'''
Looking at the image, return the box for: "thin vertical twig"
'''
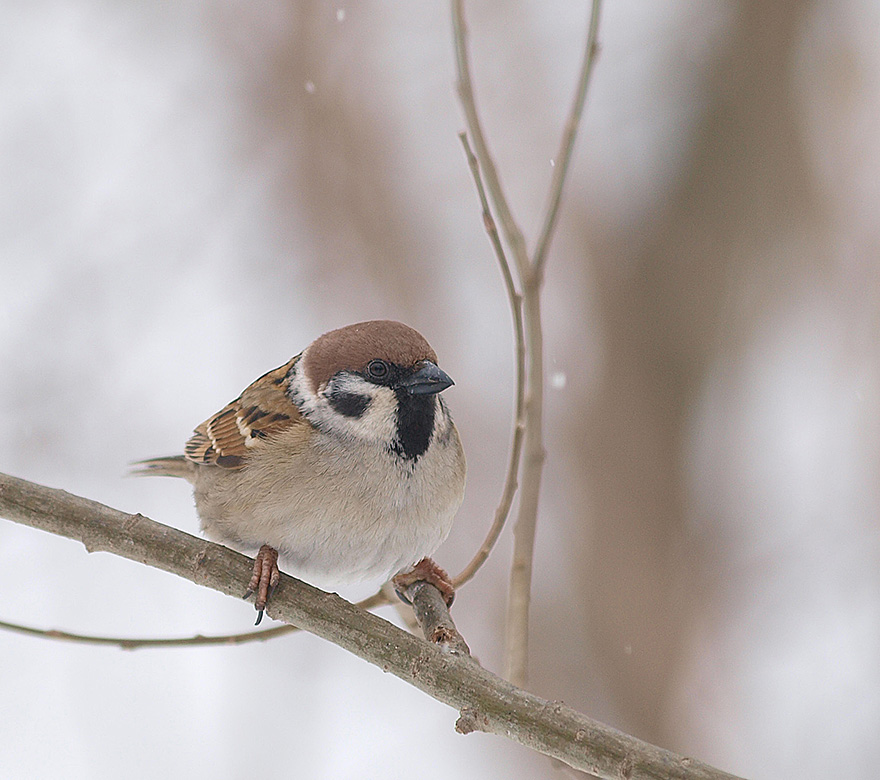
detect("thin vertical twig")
[454,133,526,588]
[533,0,603,280]
[451,0,601,686]
[451,0,530,277]
[505,0,603,688]
[504,274,544,686]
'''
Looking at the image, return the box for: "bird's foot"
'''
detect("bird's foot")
[243,544,281,625]
[393,557,455,607]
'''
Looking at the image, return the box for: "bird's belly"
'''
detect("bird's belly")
[195,445,462,588]
[274,489,450,585]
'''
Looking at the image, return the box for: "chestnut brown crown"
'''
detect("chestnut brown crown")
[302,320,439,393]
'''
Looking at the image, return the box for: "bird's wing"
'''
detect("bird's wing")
[184,355,305,469]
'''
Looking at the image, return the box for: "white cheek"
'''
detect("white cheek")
[354,388,398,442]
[293,367,400,444]
[321,375,398,443]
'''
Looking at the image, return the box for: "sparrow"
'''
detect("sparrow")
[135,320,466,623]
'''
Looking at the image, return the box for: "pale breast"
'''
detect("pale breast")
[192,419,465,587]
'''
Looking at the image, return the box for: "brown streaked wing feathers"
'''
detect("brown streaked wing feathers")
[184,356,304,469]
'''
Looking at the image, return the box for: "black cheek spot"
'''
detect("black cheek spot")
[328,392,371,418]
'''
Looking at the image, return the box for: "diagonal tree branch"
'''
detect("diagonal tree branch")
[0,470,744,780]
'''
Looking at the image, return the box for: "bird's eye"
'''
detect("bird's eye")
[367,359,389,379]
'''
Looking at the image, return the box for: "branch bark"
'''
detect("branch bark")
[0,471,744,780]
[404,580,470,656]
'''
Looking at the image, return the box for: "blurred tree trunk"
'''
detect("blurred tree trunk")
[236,1,441,320]
[555,0,827,745]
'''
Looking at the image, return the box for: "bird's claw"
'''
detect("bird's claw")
[392,557,455,607]
[244,545,281,624]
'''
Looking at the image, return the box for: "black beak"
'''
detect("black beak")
[398,361,454,395]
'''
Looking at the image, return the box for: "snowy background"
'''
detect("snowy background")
[3,1,880,778]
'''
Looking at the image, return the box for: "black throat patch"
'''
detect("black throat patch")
[392,390,436,461]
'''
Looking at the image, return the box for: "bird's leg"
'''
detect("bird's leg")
[393,557,455,607]
[243,544,281,625]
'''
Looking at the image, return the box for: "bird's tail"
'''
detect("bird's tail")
[130,456,196,481]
